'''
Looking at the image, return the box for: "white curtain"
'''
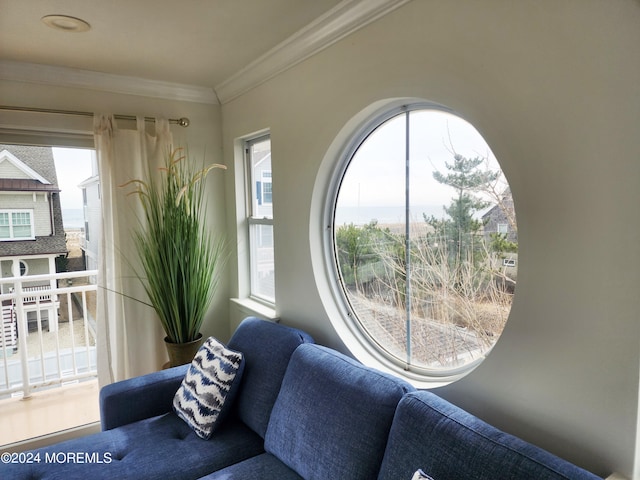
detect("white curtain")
[93,115,173,386]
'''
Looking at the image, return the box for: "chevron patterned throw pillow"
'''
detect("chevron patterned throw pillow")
[412,470,434,480]
[173,336,245,439]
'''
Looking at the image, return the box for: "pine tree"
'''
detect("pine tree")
[431,154,499,257]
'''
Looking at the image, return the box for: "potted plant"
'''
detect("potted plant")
[123,147,226,367]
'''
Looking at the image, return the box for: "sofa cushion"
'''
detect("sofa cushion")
[265,344,414,480]
[227,317,314,438]
[201,453,304,480]
[2,413,265,480]
[173,336,245,439]
[377,391,601,480]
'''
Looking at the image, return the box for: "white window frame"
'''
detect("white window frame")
[244,134,275,305]
[320,101,515,386]
[0,209,35,241]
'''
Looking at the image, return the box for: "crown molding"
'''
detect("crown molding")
[215,0,411,104]
[0,60,219,105]
[0,0,409,106]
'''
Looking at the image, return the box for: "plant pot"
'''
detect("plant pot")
[164,333,203,367]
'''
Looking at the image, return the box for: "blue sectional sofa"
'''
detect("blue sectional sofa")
[2,317,601,479]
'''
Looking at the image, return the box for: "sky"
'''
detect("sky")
[52,147,95,210]
[335,109,509,225]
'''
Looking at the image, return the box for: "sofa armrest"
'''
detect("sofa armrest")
[99,365,188,431]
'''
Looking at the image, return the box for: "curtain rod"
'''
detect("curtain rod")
[0,105,190,127]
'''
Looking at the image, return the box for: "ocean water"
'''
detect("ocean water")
[63,205,461,229]
[62,209,85,229]
[334,205,446,226]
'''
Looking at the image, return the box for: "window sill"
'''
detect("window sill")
[230,297,278,321]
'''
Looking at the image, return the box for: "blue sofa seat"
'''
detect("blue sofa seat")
[13,413,263,479]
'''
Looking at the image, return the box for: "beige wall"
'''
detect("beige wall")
[223,1,640,477]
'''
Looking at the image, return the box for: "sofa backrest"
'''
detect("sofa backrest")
[264,343,415,480]
[227,317,314,438]
[377,390,602,480]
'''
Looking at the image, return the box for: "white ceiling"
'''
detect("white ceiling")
[0,0,408,103]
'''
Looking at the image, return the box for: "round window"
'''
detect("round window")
[14,261,28,276]
[328,104,517,378]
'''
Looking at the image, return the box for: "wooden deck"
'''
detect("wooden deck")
[0,379,99,446]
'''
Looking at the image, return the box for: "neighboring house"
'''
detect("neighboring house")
[0,144,67,333]
[253,151,272,216]
[482,189,517,244]
[78,153,100,279]
[482,189,518,275]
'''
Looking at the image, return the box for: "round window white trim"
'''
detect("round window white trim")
[311,98,512,387]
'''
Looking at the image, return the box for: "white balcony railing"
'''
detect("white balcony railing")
[21,285,54,304]
[0,270,98,399]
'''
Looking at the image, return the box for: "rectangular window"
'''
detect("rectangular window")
[0,210,34,240]
[261,173,273,205]
[497,223,509,234]
[503,258,516,267]
[246,135,275,303]
[0,141,99,441]
[0,212,9,238]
